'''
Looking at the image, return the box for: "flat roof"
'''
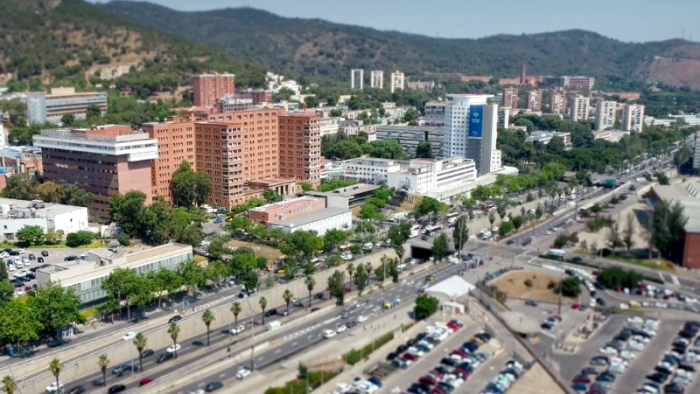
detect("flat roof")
[0,197,86,216]
[651,183,700,233]
[309,184,381,197]
[251,196,325,214]
[271,208,349,227]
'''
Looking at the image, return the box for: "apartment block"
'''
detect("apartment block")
[278,113,323,186]
[370,71,384,89]
[27,87,107,125]
[142,116,197,203]
[442,94,491,159]
[502,88,518,109]
[595,100,617,130]
[569,95,590,122]
[567,76,596,90]
[497,107,510,128]
[466,103,500,175]
[375,125,444,158]
[387,157,477,195]
[351,69,364,89]
[424,101,448,127]
[342,158,403,184]
[248,196,326,224]
[549,91,567,114]
[195,110,280,207]
[192,73,235,107]
[33,125,158,220]
[391,71,405,93]
[525,90,542,112]
[622,104,645,132]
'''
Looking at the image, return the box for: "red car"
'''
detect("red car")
[345,288,351,293]
[403,353,419,361]
[428,371,444,380]
[572,376,591,384]
[448,320,463,329]
[430,387,446,394]
[551,315,563,321]
[139,379,153,387]
[419,376,437,386]
[451,349,469,358]
[454,368,470,378]
[571,304,580,310]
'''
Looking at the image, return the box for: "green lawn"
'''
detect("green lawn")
[606,255,676,271]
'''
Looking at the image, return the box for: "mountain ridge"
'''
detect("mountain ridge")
[102,0,700,89]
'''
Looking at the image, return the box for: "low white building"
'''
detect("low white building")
[0,198,89,242]
[342,158,404,184]
[387,157,477,195]
[268,208,352,236]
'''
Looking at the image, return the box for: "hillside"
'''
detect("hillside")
[0,0,266,96]
[102,1,700,89]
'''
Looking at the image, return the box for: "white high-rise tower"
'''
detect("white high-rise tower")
[390,71,405,93]
[370,71,384,89]
[351,69,363,89]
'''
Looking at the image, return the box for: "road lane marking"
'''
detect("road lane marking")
[198,383,205,387]
[275,349,281,353]
[292,341,297,346]
[219,373,226,378]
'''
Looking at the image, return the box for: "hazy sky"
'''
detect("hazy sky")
[94,0,700,43]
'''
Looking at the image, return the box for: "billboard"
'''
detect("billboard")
[468,105,483,138]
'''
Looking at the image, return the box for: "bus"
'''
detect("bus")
[410,224,421,238]
[446,212,460,220]
[422,224,444,236]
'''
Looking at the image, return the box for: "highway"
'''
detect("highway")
[50,261,465,394]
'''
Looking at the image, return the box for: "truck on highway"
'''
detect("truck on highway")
[266,320,282,331]
[548,249,566,259]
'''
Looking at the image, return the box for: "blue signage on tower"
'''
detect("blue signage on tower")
[468,106,483,138]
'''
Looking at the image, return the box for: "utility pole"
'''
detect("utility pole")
[557,267,563,316]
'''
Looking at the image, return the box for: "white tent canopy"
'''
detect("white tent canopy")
[426,276,475,299]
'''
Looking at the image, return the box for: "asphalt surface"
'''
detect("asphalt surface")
[50,260,466,394]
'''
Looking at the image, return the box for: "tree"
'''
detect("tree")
[622,213,636,252]
[0,281,14,307]
[416,141,433,158]
[452,216,469,253]
[16,225,44,246]
[263,189,283,203]
[102,268,142,320]
[49,358,62,394]
[282,289,293,315]
[65,231,96,247]
[304,95,320,108]
[431,234,449,263]
[553,234,569,249]
[206,260,229,288]
[0,262,7,282]
[2,376,16,394]
[178,260,207,301]
[259,296,268,325]
[328,271,345,306]
[168,323,180,358]
[0,298,43,348]
[243,271,259,293]
[346,263,355,292]
[354,264,368,295]
[414,294,439,320]
[29,282,85,340]
[606,224,624,255]
[202,310,215,346]
[149,269,182,309]
[488,213,495,228]
[171,162,212,208]
[414,197,448,219]
[323,229,348,252]
[230,302,242,334]
[498,221,514,236]
[329,109,342,117]
[597,267,644,289]
[61,113,75,125]
[2,173,38,200]
[305,276,316,309]
[133,333,147,372]
[560,277,582,297]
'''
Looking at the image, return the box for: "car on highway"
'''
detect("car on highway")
[323,329,337,339]
[236,367,251,380]
[67,386,85,394]
[139,379,153,387]
[336,325,347,333]
[357,315,367,323]
[108,385,126,394]
[122,332,136,341]
[231,325,245,335]
[156,353,173,363]
[205,382,223,392]
[213,218,223,224]
[64,255,78,261]
[166,344,181,353]
[425,275,435,282]
[112,364,138,375]
[168,315,182,324]
[264,309,278,317]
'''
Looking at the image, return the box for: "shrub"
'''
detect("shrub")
[547,280,557,289]
[524,279,533,288]
[65,231,97,247]
[344,331,394,365]
[117,233,131,246]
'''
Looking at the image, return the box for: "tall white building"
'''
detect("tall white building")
[497,107,510,128]
[370,71,384,89]
[466,104,501,175]
[342,158,402,184]
[390,71,405,93]
[351,69,364,89]
[595,100,617,130]
[569,95,590,122]
[549,91,566,114]
[441,94,491,158]
[622,104,645,132]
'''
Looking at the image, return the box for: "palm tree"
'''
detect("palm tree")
[488,213,495,228]
[2,375,16,394]
[259,296,268,325]
[520,207,525,217]
[282,289,293,314]
[98,354,110,386]
[133,333,147,372]
[305,276,315,309]
[49,358,62,393]
[346,263,354,292]
[202,310,215,346]
[230,302,242,335]
[168,323,180,359]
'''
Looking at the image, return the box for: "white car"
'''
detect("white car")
[341,253,353,261]
[336,383,352,394]
[619,350,636,360]
[356,315,367,323]
[166,344,181,353]
[122,332,136,341]
[544,231,552,235]
[323,329,337,339]
[356,382,378,394]
[17,249,25,254]
[0,252,8,258]
[619,303,629,310]
[599,347,618,355]
[80,252,88,258]
[627,316,644,325]
[231,325,245,335]
[189,390,204,394]
[352,378,368,389]
[336,325,347,333]
[46,382,64,393]
[236,367,251,380]
[407,347,424,356]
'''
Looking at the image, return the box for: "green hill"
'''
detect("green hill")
[0,0,266,97]
[102,1,700,89]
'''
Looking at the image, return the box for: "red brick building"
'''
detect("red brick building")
[248,196,325,223]
[278,113,323,186]
[192,73,235,108]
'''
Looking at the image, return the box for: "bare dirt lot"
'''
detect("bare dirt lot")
[225,240,284,261]
[492,271,577,304]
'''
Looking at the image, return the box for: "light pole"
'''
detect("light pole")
[245,299,256,371]
[557,266,563,316]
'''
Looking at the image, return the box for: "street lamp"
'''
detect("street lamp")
[245,299,256,371]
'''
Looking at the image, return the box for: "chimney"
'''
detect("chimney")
[520,64,527,85]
